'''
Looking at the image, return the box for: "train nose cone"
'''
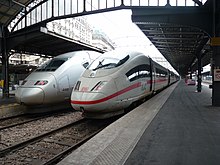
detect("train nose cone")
[15,88,44,105]
[71,92,111,112]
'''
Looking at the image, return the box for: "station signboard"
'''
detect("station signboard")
[0,80,4,88]
[211,37,220,46]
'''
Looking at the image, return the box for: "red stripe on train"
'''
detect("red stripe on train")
[71,82,142,105]
[71,79,167,105]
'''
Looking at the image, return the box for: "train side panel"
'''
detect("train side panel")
[71,75,119,112]
[55,53,90,100]
[15,50,102,106]
[70,49,179,119]
[152,61,169,92]
[115,55,152,104]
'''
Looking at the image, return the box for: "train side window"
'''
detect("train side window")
[46,60,65,71]
[36,58,67,71]
[115,55,129,67]
[156,68,168,77]
[126,66,139,81]
[126,64,150,82]
[139,64,151,78]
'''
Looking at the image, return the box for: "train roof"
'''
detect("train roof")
[101,49,147,60]
[151,58,169,71]
[54,50,100,59]
[35,51,86,72]
[54,51,84,59]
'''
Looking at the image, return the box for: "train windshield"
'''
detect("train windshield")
[89,55,129,71]
[36,58,68,71]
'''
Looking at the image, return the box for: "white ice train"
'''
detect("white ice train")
[15,50,102,107]
[70,49,179,118]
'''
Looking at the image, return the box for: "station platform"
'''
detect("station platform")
[0,90,72,117]
[0,96,16,105]
[0,92,25,117]
[58,80,220,165]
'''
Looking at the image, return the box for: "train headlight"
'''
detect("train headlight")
[74,81,81,91]
[91,81,107,91]
[34,80,48,85]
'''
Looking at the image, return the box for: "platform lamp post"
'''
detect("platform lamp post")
[197,52,202,92]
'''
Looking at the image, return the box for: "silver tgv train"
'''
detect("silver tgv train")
[70,49,179,119]
[15,50,102,106]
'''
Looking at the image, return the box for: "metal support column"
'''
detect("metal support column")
[212,46,220,106]
[189,67,192,79]
[211,0,220,106]
[1,27,9,98]
[197,52,202,92]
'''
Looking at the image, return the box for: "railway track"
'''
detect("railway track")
[0,117,116,165]
[0,110,72,131]
[0,111,82,150]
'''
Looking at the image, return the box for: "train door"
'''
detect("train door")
[149,58,153,92]
[114,75,131,108]
[58,75,70,100]
[68,52,89,91]
[139,62,152,95]
[168,70,171,85]
[151,61,156,92]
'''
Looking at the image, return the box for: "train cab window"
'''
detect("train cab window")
[89,55,129,71]
[36,58,68,71]
[115,55,129,67]
[126,64,150,82]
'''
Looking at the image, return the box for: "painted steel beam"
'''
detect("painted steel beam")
[131,6,213,36]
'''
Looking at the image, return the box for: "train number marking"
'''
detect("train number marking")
[62,88,69,91]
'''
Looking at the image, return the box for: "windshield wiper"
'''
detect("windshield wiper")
[93,63,116,71]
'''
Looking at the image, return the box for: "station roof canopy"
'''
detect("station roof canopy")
[0,0,214,77]
[7,24,104,56]
[0,0,32,27]
[131,1,213,76]
[133,21,211,76]
[0,0,103,57]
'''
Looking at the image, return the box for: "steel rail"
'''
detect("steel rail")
[0,118,87,157]
[42,127,104,165]
[0,110,72,131]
